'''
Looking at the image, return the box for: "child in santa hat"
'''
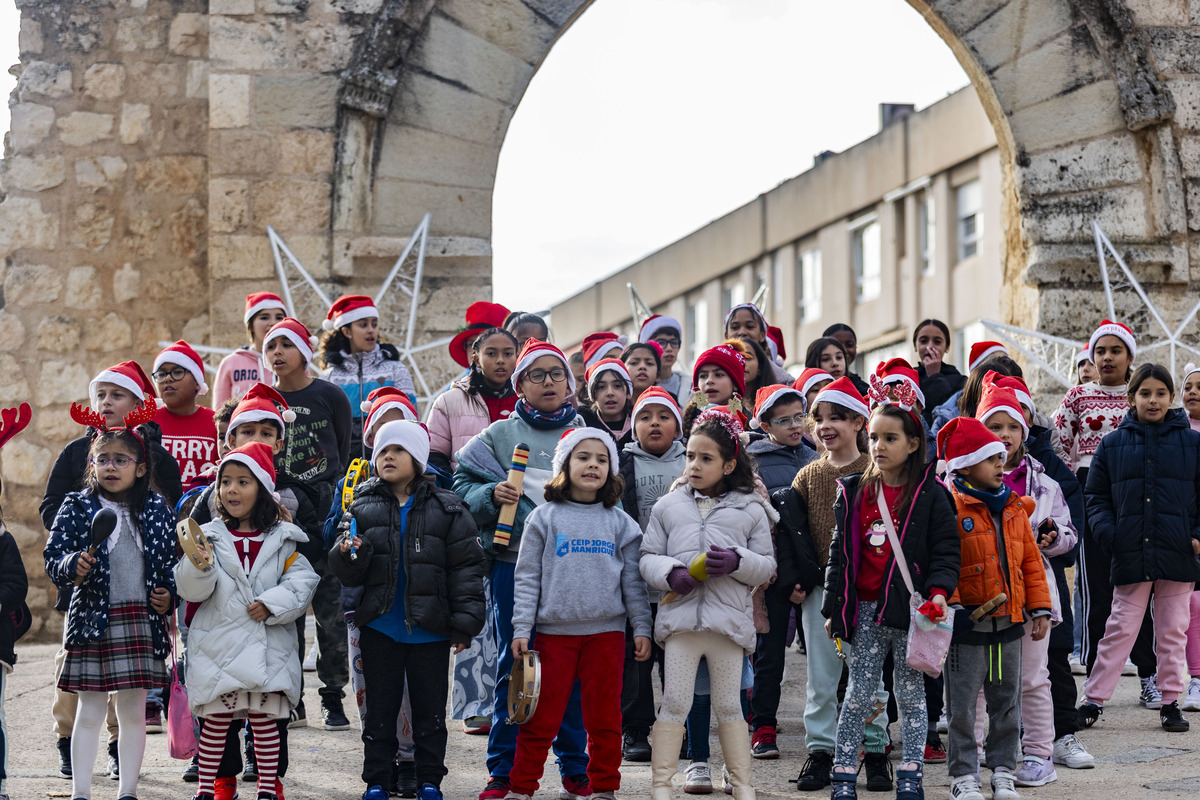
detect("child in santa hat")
[153,340,218,493]
[331,420,485,800]
[639,315,689,406]
[176,442,319,800]
[579,358,634,447]
[214,292,287,408]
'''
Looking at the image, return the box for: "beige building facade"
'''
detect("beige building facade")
[548,87,1004,375]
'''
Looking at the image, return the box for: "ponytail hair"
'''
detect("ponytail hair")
[859,404,926,516]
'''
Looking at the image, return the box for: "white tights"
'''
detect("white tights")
[72,689,146,799]
[658,630,744,725]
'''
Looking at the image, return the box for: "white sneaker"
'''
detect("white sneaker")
[990,767,1021,800]
[684,761,713,794]
[1139,674,1163,709]
[936,712,948,734]
[1183,676,1200,711]
[1012,755,1057,787]
[1122,658,1137,676]
[1052,734,1095,769]
[721,764,732,795]
[949,774,985,800]
[1068,652,1085,675]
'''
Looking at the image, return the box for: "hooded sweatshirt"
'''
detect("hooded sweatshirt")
[623,440,686,530]
[213,347,267,408]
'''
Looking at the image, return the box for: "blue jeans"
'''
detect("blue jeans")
[487,560,588,779]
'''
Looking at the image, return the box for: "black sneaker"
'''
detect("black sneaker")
[1161,701,1190,732]
[57,736,72,778]
[1077,701,1102,729]
[395,759,418,798]
[793,749,833,791]
[242,735,259,783]
[182,753,200,782]
[287,700,307,729]
[623,727,651,762]
[321,696,351,730]
[862,752,893,792]
[108,740,120,780]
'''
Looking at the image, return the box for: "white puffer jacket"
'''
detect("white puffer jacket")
[640,485,777,652]
[175,520,319,712]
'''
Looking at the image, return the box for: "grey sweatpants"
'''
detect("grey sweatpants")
[944,638,1022,778]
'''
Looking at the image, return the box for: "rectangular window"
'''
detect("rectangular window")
[852,219,881,302]
[771,253,784,312]
[920,190,935,276]
[957,180,982,262]
[686,298,708,367]
[797,248,822,323]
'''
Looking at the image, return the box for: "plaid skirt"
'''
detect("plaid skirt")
[58,601,168,693]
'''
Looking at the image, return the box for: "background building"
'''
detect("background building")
[548,87,1003,374]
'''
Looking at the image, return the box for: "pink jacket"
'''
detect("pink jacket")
[427,378,493,470]
[213,348,266,408]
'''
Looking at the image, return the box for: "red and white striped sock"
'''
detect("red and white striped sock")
[198,714,233,796]
[249,713,280,796]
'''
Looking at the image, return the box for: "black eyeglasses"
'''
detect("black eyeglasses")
[524,368,568,384]
[652,337,681,349]
[152,367,189,383]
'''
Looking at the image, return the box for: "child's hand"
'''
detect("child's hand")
[929,594,950,622]
[789,585,807,604]
[511,637,530,659]
[278,503,293,524]
[1037,519,1058,548]
[1193,538,1200,556]
[824,618,833,639]
[633,636,652,662]
[704,546,741,577]
[666,567,700,597]
[452,642,467,655]
[493,481,522,506]
[75,550,96,579]
[247,601,270,622]
[1031,616,1049,641]
[149,587,171,615]
[339,535,361,554]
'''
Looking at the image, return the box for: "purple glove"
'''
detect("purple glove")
[705,546,741,577]
[667,567,701,596]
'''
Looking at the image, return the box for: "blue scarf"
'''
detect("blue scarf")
[514,398,578,430]
[953,477,1011,515]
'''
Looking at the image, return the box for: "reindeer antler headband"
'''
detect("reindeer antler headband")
[71,398,158,456]
[868,374,923,429]
[0,403,31,451]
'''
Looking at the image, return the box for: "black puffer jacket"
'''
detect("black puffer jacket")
[1085,408,1200,586]
[823,461,960,642]
[917,363,966,426]
[329,478,485,644]
[769,486,822,598]
[0,528,29,667]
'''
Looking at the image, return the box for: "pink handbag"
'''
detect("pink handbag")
[167,630,198,760]
[877,489,955,678]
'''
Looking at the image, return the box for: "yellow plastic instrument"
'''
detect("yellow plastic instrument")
[340,458,371,561]
[661,553,710,604]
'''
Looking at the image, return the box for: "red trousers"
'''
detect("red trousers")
[508,631,625,794]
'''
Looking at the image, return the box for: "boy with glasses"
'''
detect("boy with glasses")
[152,341,218,493]
[638,316,689,406]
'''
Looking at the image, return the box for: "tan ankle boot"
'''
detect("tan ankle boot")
[717,720,756,800]
[650,720,686,800]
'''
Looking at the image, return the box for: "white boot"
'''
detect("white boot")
[650,721,687,800]
[716,721,755,800]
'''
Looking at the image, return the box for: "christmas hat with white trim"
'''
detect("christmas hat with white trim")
[968,341,1007,373]
[976,379,1029,439]
[632,386,683,436]
[264,318,317,366]
[639,314,682,344]
[363,387,418,447]
[154,340,208,395]
[874,358,926,408]
[812,376,869,418]
[1088,319,1136,361]
[986,372,1034,415]
[221,441,277,497]
[512,338,576,393]
[373,419,431,473]
[227,383,295,445]
[937,416,1007,475]
[552,427,619,478]
[89,360,156,407]
[244,292,286,325]
[323,294,379,332]
[793,368,834,399]
[752,384,806,427]
[582,332,624,370]
[585,358,632,396]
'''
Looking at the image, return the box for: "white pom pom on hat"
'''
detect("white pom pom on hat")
[282,409,297,423]
[360,400,372,413]
[322,318,335,331]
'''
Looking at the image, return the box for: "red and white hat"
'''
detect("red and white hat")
[793,368,834,399]
[449,301,511,368]
[513,338,576,393]
[1088,319,1136,361]
[363,387,418,447]
[937,416,1007,474]
[751,384,805,427]
[552,427,619,478]
[227,383,295,445]
[244,292,287,325]
[582,332,624,370]
[986,372,1034,414]
[264,318,316,366]
[639,315,682,344]
[586,358,632,396]
[766,326,787,362]
[976,379,1029,438]
[968,341,1007,373]
[812,376,869,418]
[154,340,208,395]
[221,441,278,497]
[874,358,926,408]
[373,419,431,472]
[1076,348,1092,367]
[724,302,767,331]
[90,360,156,407]
[632,386,683,436]
[323,294,379,332]
[692,344,747,397]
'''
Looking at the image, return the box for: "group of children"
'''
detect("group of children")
[10,292,1199,800]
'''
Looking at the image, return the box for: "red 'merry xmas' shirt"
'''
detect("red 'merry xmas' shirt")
[155,406,218,493]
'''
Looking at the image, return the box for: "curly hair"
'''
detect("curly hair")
[317,328,397,370]
[688,413,756,496]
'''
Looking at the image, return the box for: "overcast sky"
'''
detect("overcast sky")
[0,0,971,314]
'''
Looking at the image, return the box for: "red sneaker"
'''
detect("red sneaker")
[750,726,779,759]
[462,716,492,735]
[924,737,947,763]
[213,776,239,800]
[561,774,591,800]
[274,778,285,800]
[478,776,510,800]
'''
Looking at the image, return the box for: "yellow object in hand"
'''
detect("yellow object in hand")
[688,553,709,581]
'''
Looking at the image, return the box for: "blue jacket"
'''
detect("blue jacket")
[746,433,818,492]
[1085,408,1200,586]
[44,490,178,658]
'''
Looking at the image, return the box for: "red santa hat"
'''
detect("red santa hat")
[751,384,806,427]
[937,416,1007,474]
[512,338,576,393]
[812,376,869,418]
[766,326,787,362]
[154,340,208,395]
[220,441,277,497]
[975,380,1029,438]
[692,344,747,397]
[986,372,1034,415]
[372,419,431,472]
[552,427,619,478]
[243,292,287,325]
[585,358,632,396]
[968,341,1008,373]
[632,386,683,435]
[723,302,767,331]
[793,368,834,399]
[89,360,156,407]
[264,318,316,366]
[1088,319,1136,361]
[363,386,419,447]
[874,358,926,408]
[582,332,625,370]
[638,315,682,344]
[226,383,295,445]
[449,301,511,368]
[323,294,379,332]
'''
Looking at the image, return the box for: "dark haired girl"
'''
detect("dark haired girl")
[913,319,966,424]
[823,324,868,395]
[641,409,777,799]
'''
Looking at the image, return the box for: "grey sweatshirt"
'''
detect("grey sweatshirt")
[512,499,652,640]
[626,440,687,532]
